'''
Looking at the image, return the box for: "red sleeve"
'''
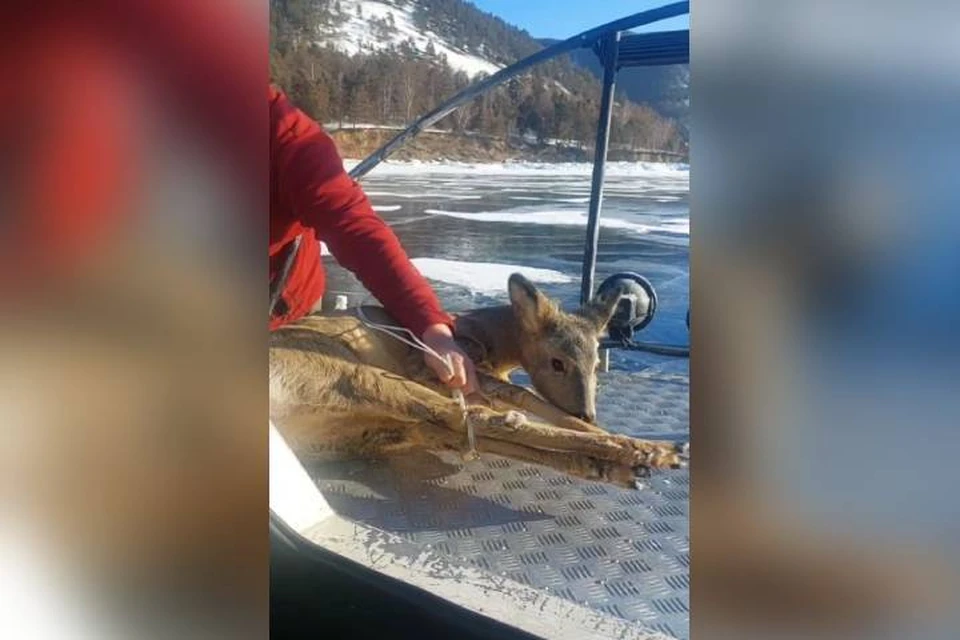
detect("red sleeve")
[270,88,452,338]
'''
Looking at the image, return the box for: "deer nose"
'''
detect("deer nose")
[579,412,596,424]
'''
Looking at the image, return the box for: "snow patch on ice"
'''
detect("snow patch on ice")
[411,258,573,294]
[365,190,482,200]
[424,207,689,236]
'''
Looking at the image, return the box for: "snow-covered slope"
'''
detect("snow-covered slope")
[323,0,501,77]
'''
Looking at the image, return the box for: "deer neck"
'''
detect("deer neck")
[452,306,524,376]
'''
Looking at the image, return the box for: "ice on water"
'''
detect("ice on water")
[327,161,689,374]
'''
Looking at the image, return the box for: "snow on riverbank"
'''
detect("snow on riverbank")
[343,159,689,178]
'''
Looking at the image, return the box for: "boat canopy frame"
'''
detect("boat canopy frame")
[349,2,690,357]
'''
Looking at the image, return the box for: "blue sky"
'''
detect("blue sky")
[470,1,689,39]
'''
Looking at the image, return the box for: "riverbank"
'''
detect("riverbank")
[330,128,687,164]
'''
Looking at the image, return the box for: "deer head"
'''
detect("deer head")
[508,273,621,424]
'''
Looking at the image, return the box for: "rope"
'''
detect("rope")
[354,306,478,459]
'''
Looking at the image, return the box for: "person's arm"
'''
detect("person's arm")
[270,88,477,392]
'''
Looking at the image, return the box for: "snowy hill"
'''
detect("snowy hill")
[320,0,501,77]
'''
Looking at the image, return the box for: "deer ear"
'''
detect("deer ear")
[581,287,622,331]
[508,273,548,332]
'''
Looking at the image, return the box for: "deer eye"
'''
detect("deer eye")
[551,358,565,373]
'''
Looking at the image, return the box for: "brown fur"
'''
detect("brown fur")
[270,274,684,488]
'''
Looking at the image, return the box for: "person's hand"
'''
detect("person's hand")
[421,323,478,396]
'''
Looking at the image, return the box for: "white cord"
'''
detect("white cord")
[355,305,447,364]
[354,305,477,459]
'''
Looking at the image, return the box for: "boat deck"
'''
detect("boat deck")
[300,370,690,639]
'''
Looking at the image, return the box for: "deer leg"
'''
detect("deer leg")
[458,408,684,471]
[477,373,606,434]
[473,375,686,469]
[271,352,682,480]
[405,424,669,488]
[472,438,648,488]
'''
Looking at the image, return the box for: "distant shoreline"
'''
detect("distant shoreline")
[331,128,687,166]
[342,158,690,175]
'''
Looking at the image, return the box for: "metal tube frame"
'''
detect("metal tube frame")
[579,31,620,307]
[600,339,690,358]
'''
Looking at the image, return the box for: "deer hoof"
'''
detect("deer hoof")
[633,464,652,479]
[632,440,685,471]
[503,410,527,428]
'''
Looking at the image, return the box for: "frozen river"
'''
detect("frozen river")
[325,160,690,374]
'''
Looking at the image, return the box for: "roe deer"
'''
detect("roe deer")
[269,273,686,487]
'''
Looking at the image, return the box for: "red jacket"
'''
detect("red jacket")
[269,86,451,335]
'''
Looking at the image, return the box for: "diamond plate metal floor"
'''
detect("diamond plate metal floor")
[305,370,690,639]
